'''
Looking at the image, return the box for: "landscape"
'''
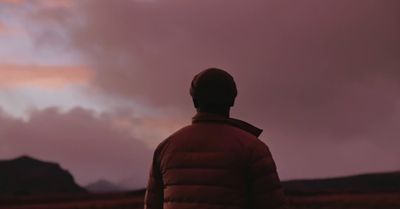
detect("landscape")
[1,1,400,209]
[0,156,399,209]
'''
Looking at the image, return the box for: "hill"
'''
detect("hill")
[85,179,125,193]
[283,171,400,195]
[0,156,87,195]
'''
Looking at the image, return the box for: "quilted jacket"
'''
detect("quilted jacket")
[144,112,286,209]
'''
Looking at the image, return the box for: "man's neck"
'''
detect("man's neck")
[197,107,230,118]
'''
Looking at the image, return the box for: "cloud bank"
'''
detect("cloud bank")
[0,107,152,188]
[2,0,400,181]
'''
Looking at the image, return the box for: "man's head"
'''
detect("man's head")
[190,68,237,115]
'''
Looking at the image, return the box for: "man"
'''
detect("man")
[144,68,286,209]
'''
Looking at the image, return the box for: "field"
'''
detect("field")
[1,191,399,209]
[288,193,400,209]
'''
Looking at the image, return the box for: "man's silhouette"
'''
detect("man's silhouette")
[144,68,286,209]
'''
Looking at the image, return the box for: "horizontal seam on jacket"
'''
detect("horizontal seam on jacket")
[164,183,239,190]
[253,154,272,164]
[252,170,278,180]
[165,166,233,170]
[170,150,228,153]
[254,185,284,195]
[146,188,164,195]
[164,199,243,207]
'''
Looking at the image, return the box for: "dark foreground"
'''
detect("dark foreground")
[1,191,399,209]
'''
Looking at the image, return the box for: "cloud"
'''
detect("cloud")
[0,20,22,35]
[0,107,153,188]
[21,0,400,179]
[0,20,6,32]
[0,0,72,7]
[0,64,93,89]
[0,0,24,5]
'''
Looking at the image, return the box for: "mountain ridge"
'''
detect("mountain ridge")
[283,170,400,195]
[1,156,399,195]
[0,156,87,195]
[85,179,126,193]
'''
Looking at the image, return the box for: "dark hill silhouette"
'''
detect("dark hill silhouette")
[283,171,400,195]
[0,156,86,196]
[85,179,125,193]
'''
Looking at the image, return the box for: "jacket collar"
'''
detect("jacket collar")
[192,112,263,137]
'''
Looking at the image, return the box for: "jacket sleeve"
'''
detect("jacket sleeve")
[144,147,164,209]
[246,139,287,209]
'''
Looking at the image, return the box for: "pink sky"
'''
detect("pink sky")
[0,0,399,188]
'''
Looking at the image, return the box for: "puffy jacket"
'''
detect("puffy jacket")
[144,112,286,209]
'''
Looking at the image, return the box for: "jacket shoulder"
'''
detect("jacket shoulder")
[152,125,193,157]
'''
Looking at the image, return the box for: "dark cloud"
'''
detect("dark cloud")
[0,107,152,188]
[26,0,400,179]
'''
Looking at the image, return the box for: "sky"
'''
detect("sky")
[0,0,399,189]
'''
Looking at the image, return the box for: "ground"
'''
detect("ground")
[1,192,399,209]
